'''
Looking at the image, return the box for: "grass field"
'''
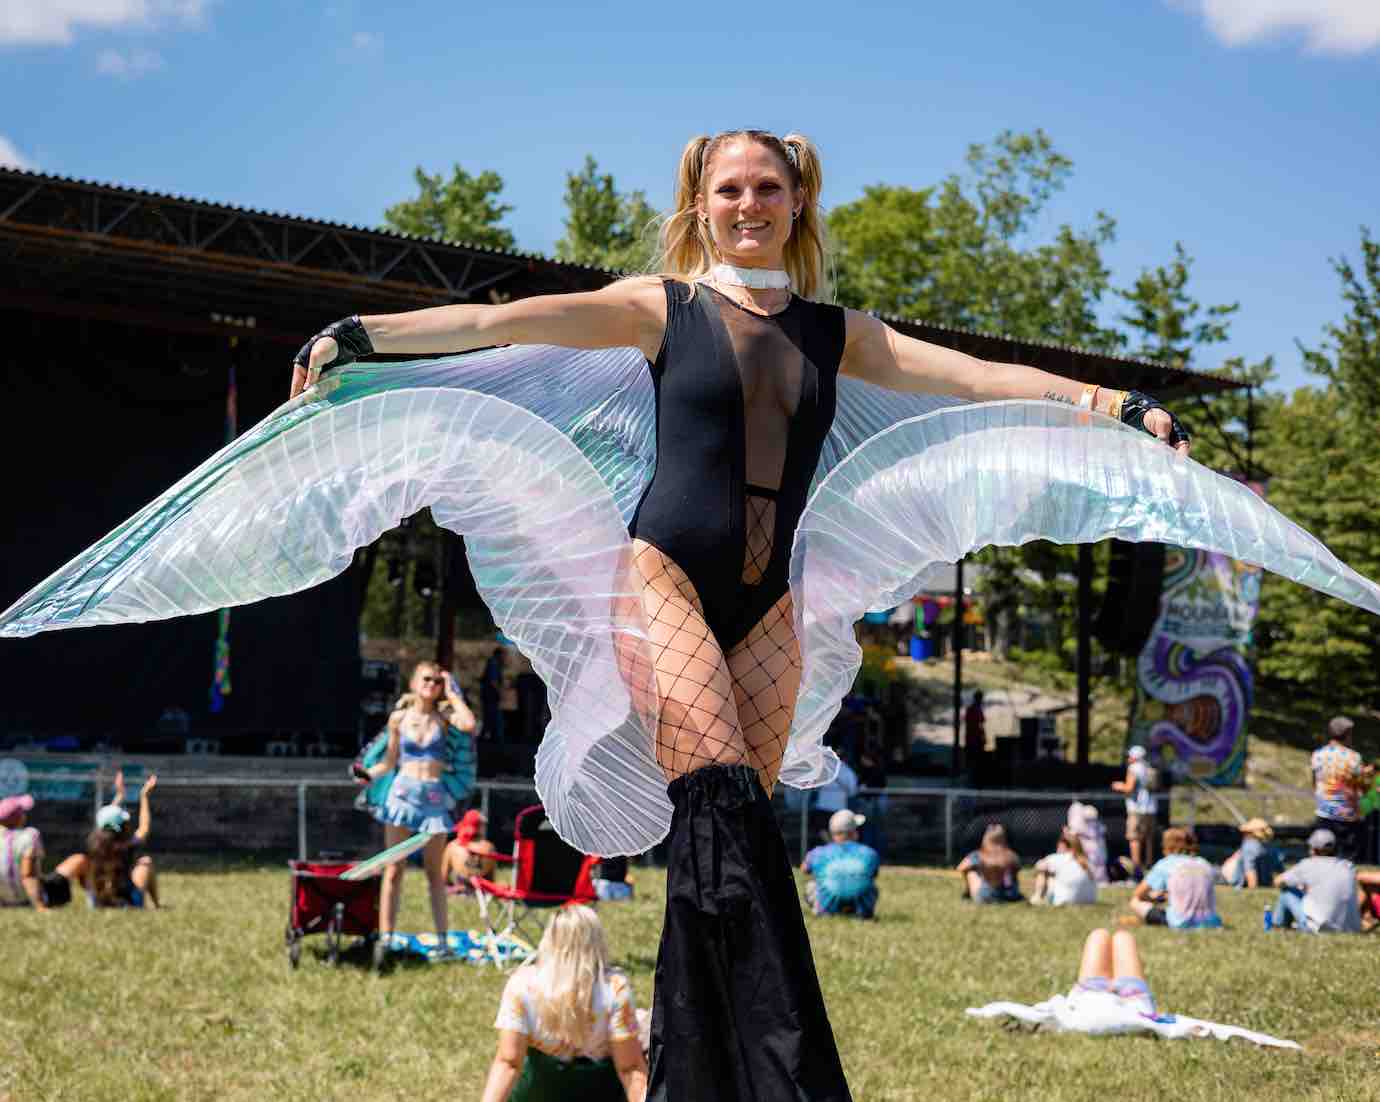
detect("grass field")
[5,862,1378,1102]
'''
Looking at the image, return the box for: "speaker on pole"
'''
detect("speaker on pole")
[1093,540,1167,656]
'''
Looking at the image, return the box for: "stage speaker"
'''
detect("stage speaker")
[1093,540,1166,656]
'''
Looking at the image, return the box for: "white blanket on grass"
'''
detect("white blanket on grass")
[966,990,1300,1049]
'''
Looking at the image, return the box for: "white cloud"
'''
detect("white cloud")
[96,45,164,77]
[0,0,206,47]
[0,136,37,170]
[352,31,379,50]
[1173,0,1380,54]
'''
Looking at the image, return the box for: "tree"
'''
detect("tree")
[1254,230,1380,705]
[828,129,1120,351]
[555,156,659,272]
[383,164,516,250]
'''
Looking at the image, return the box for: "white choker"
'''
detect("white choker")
[702,263,791,290]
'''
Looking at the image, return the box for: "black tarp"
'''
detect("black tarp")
[1,314,361,745]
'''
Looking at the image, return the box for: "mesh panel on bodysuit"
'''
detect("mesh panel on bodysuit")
[709,291,804,586]
[614,290,809,792]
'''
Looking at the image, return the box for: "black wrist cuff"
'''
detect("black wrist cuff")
[293,315,374,374]
[1120,389,1190,448]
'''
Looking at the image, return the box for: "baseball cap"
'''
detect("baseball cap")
[1127,745,1147,761]
[1327,716,1355,741]
[1308,827,1336,851]
[828,809,866,834]
[0,793,34,821]
[96,804,131,832]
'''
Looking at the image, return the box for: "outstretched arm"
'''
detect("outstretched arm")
[133,774,157,844]
[840,311,1189,454]
[291,278,667,397]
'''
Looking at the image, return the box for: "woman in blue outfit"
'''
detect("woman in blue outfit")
[356,660,476,963]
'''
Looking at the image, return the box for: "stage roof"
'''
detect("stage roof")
[0,167,1244,396]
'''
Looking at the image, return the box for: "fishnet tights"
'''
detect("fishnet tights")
[742,495,776,585]
[617,540,801,794]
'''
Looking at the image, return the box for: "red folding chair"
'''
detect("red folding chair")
[471,804,599,963]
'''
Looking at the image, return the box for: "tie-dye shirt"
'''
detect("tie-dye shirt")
[1144,854,1222,929]
[0,825,43,906]
[1311,743,1365,822]
[494,965,639,1062]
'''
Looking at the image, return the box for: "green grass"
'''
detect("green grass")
[5,863,1378,1102]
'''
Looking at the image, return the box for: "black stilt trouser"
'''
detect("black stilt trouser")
[647,764,852,1101]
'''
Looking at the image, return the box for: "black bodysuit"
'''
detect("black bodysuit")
[629,279,846,650]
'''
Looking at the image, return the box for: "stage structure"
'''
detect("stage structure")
[0,167,1248,762]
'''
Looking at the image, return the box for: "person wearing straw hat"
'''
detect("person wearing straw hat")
[1220,818,1283,890]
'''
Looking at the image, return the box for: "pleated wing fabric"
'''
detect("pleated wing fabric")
[779,400,1380,788]
[5,345,1380,855]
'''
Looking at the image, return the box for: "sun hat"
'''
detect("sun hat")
[1127,745,1148,761]
[95,803,131,832]
[1239,817,1274,841]
[1327,716,1355,741]
[1308,827,1337,851]
[828,809,865,834]
[0,793,34,822]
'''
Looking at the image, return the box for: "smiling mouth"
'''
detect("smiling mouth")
[734,221,769,231]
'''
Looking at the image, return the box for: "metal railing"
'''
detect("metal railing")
[18,771,1314,867]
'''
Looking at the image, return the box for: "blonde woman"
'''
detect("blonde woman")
[354,661,476,965]
[291,127,1194,1100]
[481,905,647,1102]
[1031,828,1098,906]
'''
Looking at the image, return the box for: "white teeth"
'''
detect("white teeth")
[735,221,768,230]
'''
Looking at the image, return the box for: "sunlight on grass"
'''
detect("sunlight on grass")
[3,863,1376,1101]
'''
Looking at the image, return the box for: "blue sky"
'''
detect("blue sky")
[2,1,1377,392]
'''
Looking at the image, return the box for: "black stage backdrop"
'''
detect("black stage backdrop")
[1,312,362,745]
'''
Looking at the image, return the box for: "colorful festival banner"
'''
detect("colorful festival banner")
[1130,481,1266,786]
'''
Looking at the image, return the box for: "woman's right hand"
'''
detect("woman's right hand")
[290,316,375,398]
[351,762,371,785]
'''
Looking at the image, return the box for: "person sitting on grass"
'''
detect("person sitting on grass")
[1220,818,1283,890]
[1030,828,1098,907]
[444,808,498,894]
[1067,801,1110,884]
[958,823,1023,904]
[56,771,160,909]
[965,926,1299,1048]
[481,904,647,1102]
[801,808,880,919]
[1357,868,1380,933]
[1126,827,1221,929]
[1268,827,1360,933]
[0,794,60,911]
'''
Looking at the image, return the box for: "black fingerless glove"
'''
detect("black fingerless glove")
[293,315,374,375]
[1119,389,1191,448]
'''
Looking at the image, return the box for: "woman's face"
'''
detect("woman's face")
[412,665,446,704]
[698,139,800,269]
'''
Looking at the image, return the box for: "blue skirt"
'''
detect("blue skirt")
[374,774,455,834]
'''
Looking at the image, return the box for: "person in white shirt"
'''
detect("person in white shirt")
[1269,828,1362,934]
[1111,745,1157,877]
[1031,828,1098,906]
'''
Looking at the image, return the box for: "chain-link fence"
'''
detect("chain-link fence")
[20,771,1319,868]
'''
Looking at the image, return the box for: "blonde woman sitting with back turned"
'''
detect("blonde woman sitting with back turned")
[1030,828,1098,906]
[481,905,647,1102]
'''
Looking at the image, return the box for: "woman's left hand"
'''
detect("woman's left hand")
[1119,390,1191,456]
[140,774,158,797]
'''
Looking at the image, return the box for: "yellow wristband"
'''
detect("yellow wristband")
[1077,383,1098,411]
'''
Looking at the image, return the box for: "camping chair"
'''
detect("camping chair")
[470,804,599,965]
